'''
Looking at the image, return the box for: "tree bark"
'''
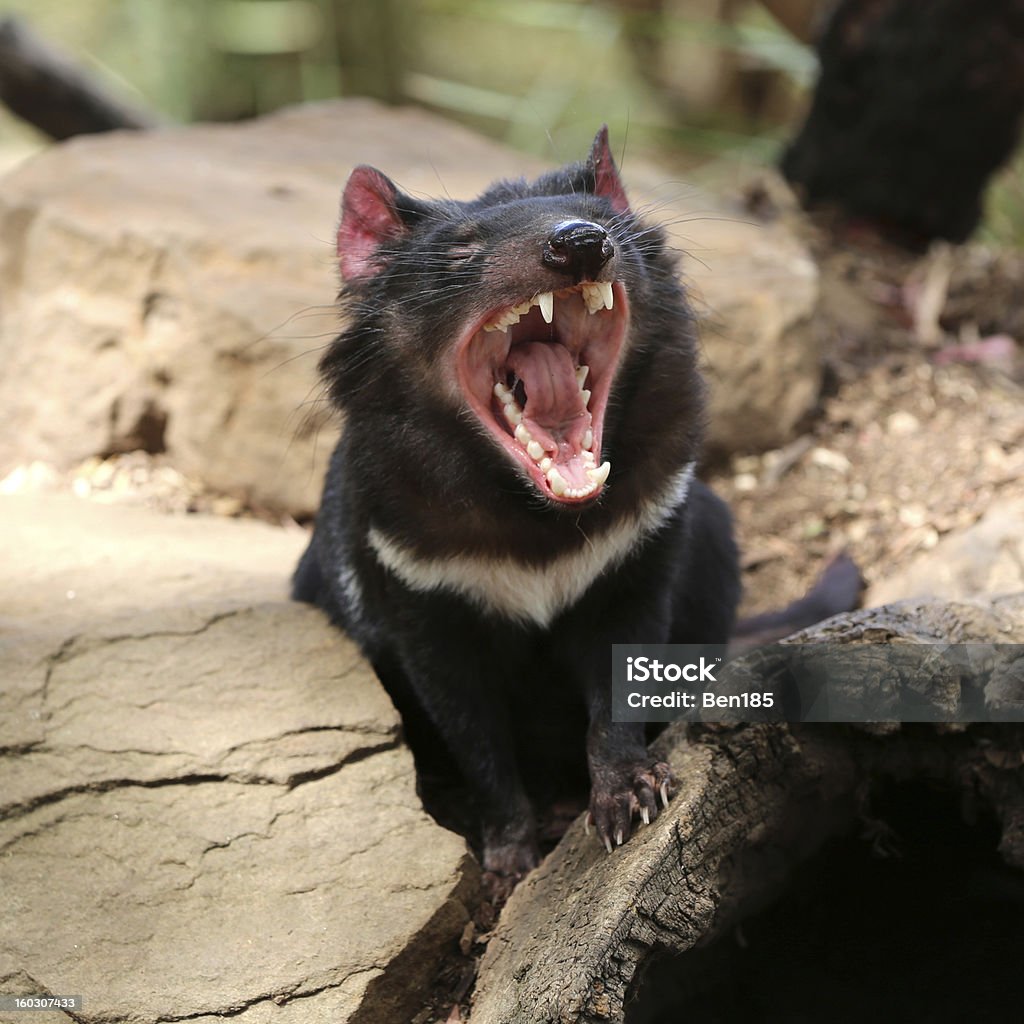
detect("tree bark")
[468,596,1024,1023]
[0,16,159,140]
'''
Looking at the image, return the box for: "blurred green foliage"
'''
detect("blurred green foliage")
[0,0,1020,245]
[0,0,809,152]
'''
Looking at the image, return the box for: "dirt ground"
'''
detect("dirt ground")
[8,225,1023,621]
[709,226,1024,616]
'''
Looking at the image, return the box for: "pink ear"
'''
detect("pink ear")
[589,126,631,216]
[337,165,408,281]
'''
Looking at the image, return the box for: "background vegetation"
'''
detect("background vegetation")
[0,0,1021,243]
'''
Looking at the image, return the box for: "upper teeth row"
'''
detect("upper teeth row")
[581,281,614,315]
[492,372,611,499]
[483,282,614,332]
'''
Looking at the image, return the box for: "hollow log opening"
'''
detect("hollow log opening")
[627,778,1024,1023]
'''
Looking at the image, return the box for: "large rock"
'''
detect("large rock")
[868,497,1024,607]
[0,101,821,517]
[625,164,823,456]
[683,213,821,455]
[0,495,479,1024]
[0,101,546,516]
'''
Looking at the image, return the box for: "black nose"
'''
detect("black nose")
[542,220,614,280]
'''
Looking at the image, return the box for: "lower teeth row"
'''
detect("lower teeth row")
[492,379,611,497]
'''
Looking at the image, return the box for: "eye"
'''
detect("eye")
[448,244,481,263]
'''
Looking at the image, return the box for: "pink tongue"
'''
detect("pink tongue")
[505,342,593,488]
[506,343,585,429]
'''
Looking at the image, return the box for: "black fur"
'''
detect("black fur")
[294,131,741,883]
[782,0,1024,246]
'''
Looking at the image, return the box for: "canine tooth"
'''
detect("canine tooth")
[583,428,593,450]
[539,457,552,473]
[514,423,531,446]
[527,440,544,461]
[599,282,614,310]
[576,365,590,386]
[587,461,611,486]
[581,389,591,407]
[547,467,567,497]
[537,291,554,324]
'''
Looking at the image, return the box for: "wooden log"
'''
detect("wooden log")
[467,596,1024,1023]
[0,15,159,140]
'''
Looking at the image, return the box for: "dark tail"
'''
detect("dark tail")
[292,536,325,603]
[730,552,864,654]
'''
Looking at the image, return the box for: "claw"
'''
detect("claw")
[660,782,669,809]
[615,829,624,846]
[603,834,613,854]
[640,807,650,826]
[584,812,592,836]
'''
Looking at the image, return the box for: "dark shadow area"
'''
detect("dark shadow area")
[627,780,1024,1023]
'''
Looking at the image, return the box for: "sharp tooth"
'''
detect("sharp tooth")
[514,423,531,446]
[536,291,554,324]
[539,457,552,473]
[583,428,593,450]
[582,283,603,315]
[581,389,591,407]
[513,301,532,315]
[547,467,567,497]
[527,440,544,461]
[599,282,613,310]
[576,365,590,386]
[587,462,611,486]
[583,450,596,468]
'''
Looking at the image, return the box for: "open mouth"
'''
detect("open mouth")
[457,280,628,505]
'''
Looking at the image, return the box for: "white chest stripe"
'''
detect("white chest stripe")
[366,462,696,628]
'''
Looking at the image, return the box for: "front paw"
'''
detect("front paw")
[587,759,674,853]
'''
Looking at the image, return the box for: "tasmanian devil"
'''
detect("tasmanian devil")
[293,127,744,885]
